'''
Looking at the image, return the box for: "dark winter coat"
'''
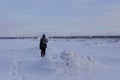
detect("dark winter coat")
[39,37,48,49]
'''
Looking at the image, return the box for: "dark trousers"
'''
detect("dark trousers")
[41,48,46,57]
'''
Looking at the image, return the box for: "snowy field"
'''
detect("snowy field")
[0,38,120,80]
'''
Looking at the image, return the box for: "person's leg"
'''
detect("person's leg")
[42,48,45,57]
[41,49,44,57]
[44,48,46,56]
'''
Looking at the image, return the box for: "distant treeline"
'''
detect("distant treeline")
[0,37,37,39]
[0,36,120,39]
[49,36,120,39]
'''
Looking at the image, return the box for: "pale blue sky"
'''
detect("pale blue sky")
[0,0,120,36]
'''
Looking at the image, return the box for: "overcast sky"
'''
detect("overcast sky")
[0,0,120,36]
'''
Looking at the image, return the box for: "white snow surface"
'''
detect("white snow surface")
[0,38,120,80]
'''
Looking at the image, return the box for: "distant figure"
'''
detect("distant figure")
[39,34,48,57]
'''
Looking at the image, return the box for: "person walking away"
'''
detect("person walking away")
[39,34,48,57]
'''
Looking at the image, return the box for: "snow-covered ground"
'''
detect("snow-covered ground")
[0,38,120,80]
